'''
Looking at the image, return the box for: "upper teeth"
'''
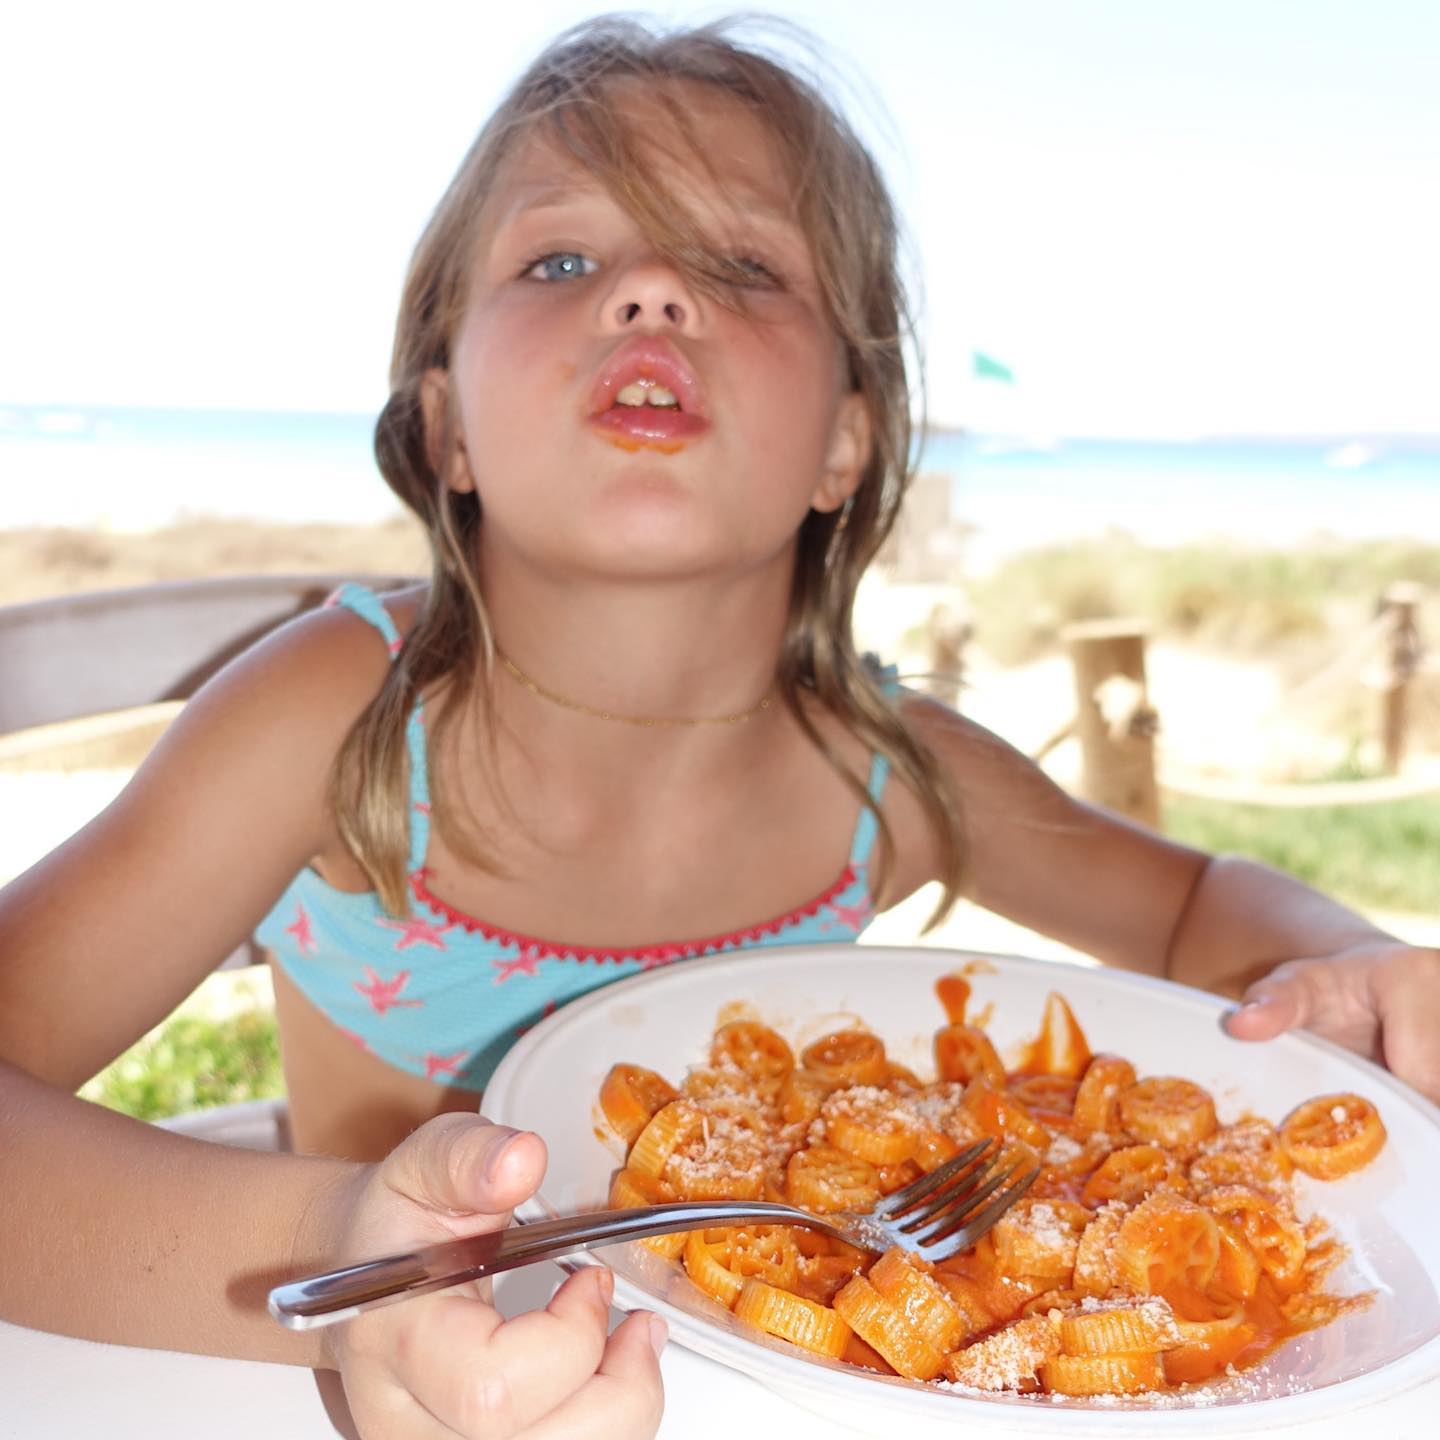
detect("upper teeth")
[615,381,679,408]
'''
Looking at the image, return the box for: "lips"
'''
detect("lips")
[586,337,710,448]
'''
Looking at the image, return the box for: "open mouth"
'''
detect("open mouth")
[587,338,710,449]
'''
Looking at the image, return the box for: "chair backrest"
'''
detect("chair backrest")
[0,572,417,734]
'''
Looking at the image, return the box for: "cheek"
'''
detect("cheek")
[736,324,845,455]
[456,305,571,444]
[747,307,840,402]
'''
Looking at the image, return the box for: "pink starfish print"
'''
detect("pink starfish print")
[492,948,543,985]
[353,966,424,1016]
[336,1026,370,1051]
[284,902,318,956]
[423,1049,468,1081]
[817,863,875,933]
[821,896,875,932]
[517,999,559,1037]
[376,915,452,952]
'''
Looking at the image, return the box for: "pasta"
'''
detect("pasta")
[596,981,1385,1401]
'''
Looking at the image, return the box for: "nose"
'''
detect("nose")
[601,255,699,333]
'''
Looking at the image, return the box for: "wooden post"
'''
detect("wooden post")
[1062,619,1160,827]
[1379,581,1423,774]
[925,602,971,709]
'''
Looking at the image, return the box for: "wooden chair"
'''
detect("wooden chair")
[0,573,418,1148]
[0,572,416,735]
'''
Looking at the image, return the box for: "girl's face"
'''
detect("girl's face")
[430,82,870,588]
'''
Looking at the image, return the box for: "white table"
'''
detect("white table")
[0,1265,857,1440]
[2,1263,1435,1440]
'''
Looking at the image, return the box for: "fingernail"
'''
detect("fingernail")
[482,1127,522,1183]
[647,1313,669,1358]
[595,1266,615,1307]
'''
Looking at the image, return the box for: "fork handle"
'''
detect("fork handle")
[267,1201,805,1330]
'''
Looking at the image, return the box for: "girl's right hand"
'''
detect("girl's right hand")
[327,1114,667,1439]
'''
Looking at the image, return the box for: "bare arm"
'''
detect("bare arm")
[903,701,1440,1099]
[3,1058,345,1361]
[0,605,376,1085]
[899,701,1207,973]
[0,604,382,1348]
[1172,856,1440,1100]
[1163,853,1393,997]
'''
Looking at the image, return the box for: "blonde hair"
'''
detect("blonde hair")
[332,15,965,923]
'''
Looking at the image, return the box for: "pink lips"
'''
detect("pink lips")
[586,337,710,450]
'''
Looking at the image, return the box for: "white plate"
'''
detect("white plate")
[485,946,1440,1438]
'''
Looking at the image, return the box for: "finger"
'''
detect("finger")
[1372,952,1440,1103]
[1223,963,1319,1042]
[527,1310,667,1440]
[382,1112,548,1219]
[391,1267,614,1438]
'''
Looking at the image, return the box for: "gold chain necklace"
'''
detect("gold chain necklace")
[497,650,773,728]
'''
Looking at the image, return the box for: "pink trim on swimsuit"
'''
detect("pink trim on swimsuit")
[409,864,858,967]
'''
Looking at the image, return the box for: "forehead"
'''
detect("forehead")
[487,80,800,232]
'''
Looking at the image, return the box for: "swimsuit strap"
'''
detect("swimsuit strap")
[325,583,431,872]
[326,581,403,653]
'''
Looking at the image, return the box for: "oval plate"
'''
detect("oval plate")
[485,946,1440,1438]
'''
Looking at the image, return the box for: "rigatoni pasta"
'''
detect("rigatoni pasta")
[595,979,1384,1400]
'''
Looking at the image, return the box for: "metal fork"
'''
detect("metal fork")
[269,1140,1037,1330]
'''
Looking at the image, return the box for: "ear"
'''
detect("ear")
[811,391,871,514]
[419,367,476,494]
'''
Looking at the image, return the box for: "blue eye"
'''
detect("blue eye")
[523,251,596,282]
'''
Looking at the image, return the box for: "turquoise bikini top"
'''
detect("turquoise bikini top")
[255,584,889,1090]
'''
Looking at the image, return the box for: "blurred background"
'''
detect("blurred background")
[2,0,1436,1117]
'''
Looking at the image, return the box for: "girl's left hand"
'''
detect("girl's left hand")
[1224,940,1440,1103]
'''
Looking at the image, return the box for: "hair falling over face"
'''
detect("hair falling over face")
[331,15,966,925]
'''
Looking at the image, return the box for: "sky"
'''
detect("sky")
[2,0,1436,437]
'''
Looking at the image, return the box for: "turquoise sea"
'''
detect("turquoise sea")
[1,404,1434,560]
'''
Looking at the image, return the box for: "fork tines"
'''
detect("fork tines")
[880,1139,1040,1260]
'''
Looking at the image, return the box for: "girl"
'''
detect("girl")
[2,16,1436,1440]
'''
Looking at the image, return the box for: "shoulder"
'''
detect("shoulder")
[230,582,426,696]
[876,689,1084,900]
[154,582,431,779]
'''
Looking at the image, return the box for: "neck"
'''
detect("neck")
[479,564,792,735]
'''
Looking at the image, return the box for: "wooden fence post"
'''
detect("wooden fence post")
[1062,619,1160,827]
[1379,581,1423,774]
[926,602,971,709]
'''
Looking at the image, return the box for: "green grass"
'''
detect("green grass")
[1163,793,1440,915]
[78,1007,284,1122]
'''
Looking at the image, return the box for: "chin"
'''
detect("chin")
[574,488,739,574]
[570,532,738,582]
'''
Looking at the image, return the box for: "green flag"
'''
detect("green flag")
[972,352,1015,384]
